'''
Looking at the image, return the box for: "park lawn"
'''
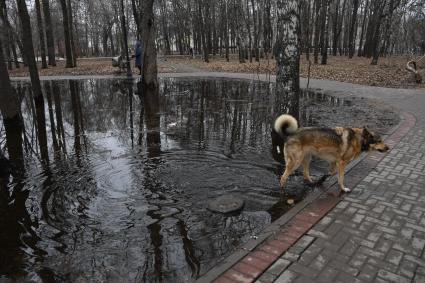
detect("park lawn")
[8,55,424,89]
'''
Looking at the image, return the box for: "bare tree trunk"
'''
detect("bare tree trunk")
[67,0,77,66]
[141,0,158,89]
[331,0,340,56]
[159,0,171,54]
[263,0,272,57]
[313,0,322,64]
[42,0,56,66]
[348,0,360,58]
[321,0,330,65]
[245,0,253,62]
[35,0,47,69]
[16,0,49,164]
[198,0,209,62]
[120,0,131,76]
[251,0,259,61]
[225,0,230,61]
[275,0,300,118]
[357,0,369,56]
[130,0,142,39]
[59,0,74,68]
[0,37,24,172]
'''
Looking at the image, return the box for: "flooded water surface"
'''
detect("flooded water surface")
[0,78,398,282]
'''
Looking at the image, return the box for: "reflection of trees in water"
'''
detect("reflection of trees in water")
[2,78,282,282]
[161,79,276,153]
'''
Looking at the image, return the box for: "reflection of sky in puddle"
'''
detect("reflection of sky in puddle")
[0,78,398,283]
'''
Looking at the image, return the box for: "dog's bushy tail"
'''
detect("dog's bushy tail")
[273,114,298,138]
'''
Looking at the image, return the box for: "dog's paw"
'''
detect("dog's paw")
[342,187,351,193]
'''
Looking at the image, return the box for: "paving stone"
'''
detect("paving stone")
[414,274,425,283]
[267,259,291,276]
[339,238,358,257]
[315,267,338,283]
[349,252,368,269]
[334,271,362,283]
[287,263,319,279]
[292,275,316,283]
[357,264,378,282]
[298,244,322,266]
[309,254,327,271]
[376,238,392,254]
[385,249,403,266]
[274,270,297,283]
[358,246,385,259]
[398,258,416,279]
[255,272,277,283]
[328,260,359,277]
[377,269,410,283]
[280,252,299,262]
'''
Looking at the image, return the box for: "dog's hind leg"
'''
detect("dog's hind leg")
[280,149,303,190]
[337,160,350,193]
[302,154,314,183]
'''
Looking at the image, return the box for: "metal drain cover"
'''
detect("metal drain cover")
[207,195,244,213]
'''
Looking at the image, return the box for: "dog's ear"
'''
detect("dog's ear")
[362,127,372,141]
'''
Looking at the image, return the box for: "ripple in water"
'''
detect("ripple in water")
[0,78,399,282]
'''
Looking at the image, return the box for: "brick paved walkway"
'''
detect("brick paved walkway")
[182,74,424,283]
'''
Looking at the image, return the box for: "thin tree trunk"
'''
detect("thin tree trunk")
[357,0,369,56]
[313,0,322,64]
[16,0,49,163]
[42,0,56,66]
[67,0,77,67]
[59,0,73,68]
[35,0,47,69]
[120,0,131,76]
[348,0,360,58]
[331,0,340,56]
[321,0,330,65]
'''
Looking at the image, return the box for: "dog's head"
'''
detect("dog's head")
[362,128,389,153]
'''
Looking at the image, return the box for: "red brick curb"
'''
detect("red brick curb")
[212,112,416,283]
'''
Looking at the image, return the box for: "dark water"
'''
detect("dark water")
[0,78,398,283]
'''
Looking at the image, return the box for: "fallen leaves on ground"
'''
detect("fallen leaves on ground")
[8,55,424,89]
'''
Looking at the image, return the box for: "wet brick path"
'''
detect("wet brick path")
[257,126,425,283]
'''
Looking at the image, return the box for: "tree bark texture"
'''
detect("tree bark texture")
[274,0,300,119]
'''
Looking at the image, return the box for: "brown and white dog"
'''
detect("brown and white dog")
[272,114,389,194]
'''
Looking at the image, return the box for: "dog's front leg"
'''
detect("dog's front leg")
[337,160,351,193]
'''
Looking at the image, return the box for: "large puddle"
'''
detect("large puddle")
[0,78,398,282]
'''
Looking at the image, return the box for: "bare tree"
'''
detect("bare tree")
[0,36,24,171]
[35,0,47,69]
[16,0,49,163]
[141,0,158,90]
[42,0,56,66]
[274,0,300,118]
[59,0,75,68]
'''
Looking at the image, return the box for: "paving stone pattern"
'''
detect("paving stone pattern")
[252,79,425,283]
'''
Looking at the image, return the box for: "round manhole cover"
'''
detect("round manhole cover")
[207,195,244,213]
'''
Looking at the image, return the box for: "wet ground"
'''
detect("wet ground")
[0,78,399,283]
